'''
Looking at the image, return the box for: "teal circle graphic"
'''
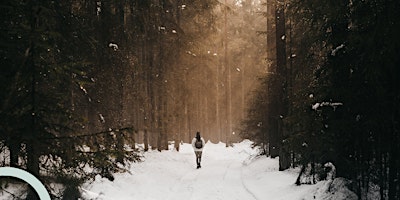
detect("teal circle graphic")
[0,167,51,200]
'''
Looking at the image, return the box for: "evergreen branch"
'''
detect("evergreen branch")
[40,127,134,140]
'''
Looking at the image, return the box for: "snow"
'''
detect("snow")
[79,85,88,94]
[312,102,343,110]
[82,140,357,200]
[0,140,357,200]
[302,178,357,200]
[331,44,345,56]
[108,43,118,51]
[98,113,105,123]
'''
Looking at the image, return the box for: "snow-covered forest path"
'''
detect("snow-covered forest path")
[165,153,257,200]
[83,141,325,200]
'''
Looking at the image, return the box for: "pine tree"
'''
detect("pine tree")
[1,1,141,198]
[285,0,400,198]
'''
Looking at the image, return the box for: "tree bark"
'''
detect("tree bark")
[8,139,19,167]
[275,0,290,171]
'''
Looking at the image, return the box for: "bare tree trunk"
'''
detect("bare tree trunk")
[8,139,19,167]
[275,0,290,171]
[295,165,306,185]
[389,135,398,199]
[144,129,149,151]
[26,142,39,177]
[27,41,40,179]
[266,0,279,158]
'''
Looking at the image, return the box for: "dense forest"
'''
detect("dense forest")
[0,0,266,198]
[241,0,400,199]
[1,0,399,199]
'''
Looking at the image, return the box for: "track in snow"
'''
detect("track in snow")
[167,158,258,200]
[84,141,315,200]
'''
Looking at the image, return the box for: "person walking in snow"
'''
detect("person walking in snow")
[192,131,205,169]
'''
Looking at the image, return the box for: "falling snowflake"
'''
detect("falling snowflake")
[98,114,105,123]
[109,43,118,51]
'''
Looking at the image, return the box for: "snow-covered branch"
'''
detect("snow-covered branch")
[312,102,343,111]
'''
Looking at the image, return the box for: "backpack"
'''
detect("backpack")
[195,138,203,149]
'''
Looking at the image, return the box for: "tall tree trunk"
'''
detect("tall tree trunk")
[266,0,279,158]
[275,0,290,171]
[224,0,232,147]
[115,0,126,164]
[26,0,40,178]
